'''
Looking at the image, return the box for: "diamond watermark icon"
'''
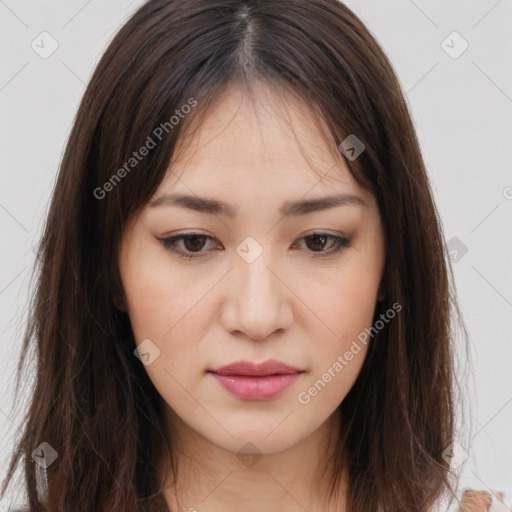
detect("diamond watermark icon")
[31,441,58,469]
[441,31,469,59]
[236,442,262,468]
[134,338,161,366]
[31,31,59,59]
[442,441,469,470]
[338,134,365,161]
[236,236,263,264]
[446,236,468,263]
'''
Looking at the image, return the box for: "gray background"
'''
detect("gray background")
[1,0,511,507]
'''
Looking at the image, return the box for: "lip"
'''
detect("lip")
[210,359,302,376]
[208,359,304,400]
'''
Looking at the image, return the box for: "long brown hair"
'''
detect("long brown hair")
[1,0,469,510]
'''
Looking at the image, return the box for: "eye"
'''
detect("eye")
[158,231,352,259]
[292,231,353,256]
[158,233,220,259]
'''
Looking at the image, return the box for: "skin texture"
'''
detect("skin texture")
[118,84,386,512]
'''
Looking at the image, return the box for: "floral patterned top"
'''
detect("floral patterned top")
[444,489,511,511]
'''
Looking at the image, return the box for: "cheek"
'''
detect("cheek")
[297,247,381,404]
[334,270,379,333]
[120,247,217,385]
[304,260,380,346]
[121,245,201,340]
[121,261,209,408]
[297,270,374,416]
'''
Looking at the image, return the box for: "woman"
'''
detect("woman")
[0,0,504,510]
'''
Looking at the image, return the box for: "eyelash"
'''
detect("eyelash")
[158,231,353,260]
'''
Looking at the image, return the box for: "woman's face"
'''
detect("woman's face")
[118,85,386,456]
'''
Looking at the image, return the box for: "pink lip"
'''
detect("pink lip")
[208,359,304,400]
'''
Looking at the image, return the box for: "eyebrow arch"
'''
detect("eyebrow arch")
[148,192,367,217]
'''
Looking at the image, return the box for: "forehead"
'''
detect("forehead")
[157,84,366,202]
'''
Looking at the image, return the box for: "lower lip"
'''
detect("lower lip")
[208,372,302,400]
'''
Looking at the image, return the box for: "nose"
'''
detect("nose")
[220,247,293,341]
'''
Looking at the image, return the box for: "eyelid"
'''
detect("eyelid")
[157,230,353,259]
[157,231,218,259]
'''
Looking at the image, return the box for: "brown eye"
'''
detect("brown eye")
[158,231,352,260]
[158,233,219,259]
[181,234,208,252]
[304,234,330,252]
[294,232,353,256]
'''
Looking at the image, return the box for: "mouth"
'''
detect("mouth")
[207,359,304,400]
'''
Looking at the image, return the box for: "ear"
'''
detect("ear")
[112,290,127,312]
[377,274,386,302]
[111,272,128,312]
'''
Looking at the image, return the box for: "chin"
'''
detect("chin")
[215,431,302,458]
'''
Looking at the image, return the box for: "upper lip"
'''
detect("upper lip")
[209,359,303,376]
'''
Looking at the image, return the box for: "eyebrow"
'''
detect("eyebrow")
[148,192,367,217]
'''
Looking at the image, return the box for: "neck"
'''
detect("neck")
[157,408,348,512]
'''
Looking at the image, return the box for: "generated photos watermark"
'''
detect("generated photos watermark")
[93,97,197,200]
[297,301,402,405]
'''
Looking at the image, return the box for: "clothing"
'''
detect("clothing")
[443,489,511,511]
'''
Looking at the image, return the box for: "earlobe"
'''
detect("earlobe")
[111,268,128,312]
[112,290,127,312]
[377,277,386,302]
[111,278,128,312]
